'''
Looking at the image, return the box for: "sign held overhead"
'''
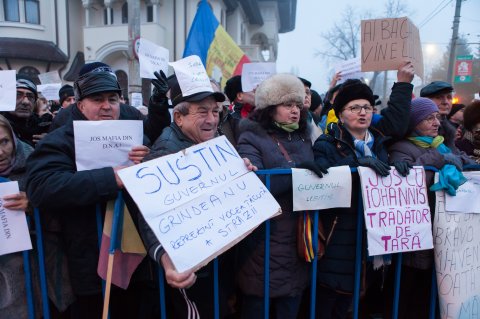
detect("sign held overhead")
[361,17,424,79]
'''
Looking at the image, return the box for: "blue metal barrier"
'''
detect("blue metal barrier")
[27,165,480,319]
[33,208,50,319]
[23,216,35,319]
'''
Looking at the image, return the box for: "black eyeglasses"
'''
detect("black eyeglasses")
[16,91,36,102]
[345,104,373,114]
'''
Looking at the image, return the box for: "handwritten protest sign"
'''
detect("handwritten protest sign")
[335,58,363,84]
[0,70,16,112]
[445,171,480,213]
[37,83,61,100]
[119,136,281,272]
[361,17,424,79]
[241,62,276,93]
[38,70,62,84]
[358,166,433,256]
[138,38,169,79]
[74,120,143,171]
[0,181,32,256]
[292,166,352,211]
[434,187,480,319]
[170,55,212,97]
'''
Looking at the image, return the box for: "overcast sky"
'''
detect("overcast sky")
[276,0,480,93]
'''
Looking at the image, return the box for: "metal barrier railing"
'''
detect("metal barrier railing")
[23,165,480,318]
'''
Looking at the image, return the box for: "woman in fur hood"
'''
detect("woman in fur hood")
[235,73,327,319]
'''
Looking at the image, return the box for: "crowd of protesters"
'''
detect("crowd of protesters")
[0,57,479,319]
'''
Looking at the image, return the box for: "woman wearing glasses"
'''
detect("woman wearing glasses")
[311,62,415,319]
[387,97,474,319]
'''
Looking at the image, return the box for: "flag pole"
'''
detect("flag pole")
[102,192,125,319]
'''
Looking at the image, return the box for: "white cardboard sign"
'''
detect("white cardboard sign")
[118,135,281,272]
[434,188,480,319]
[0,181,32,256]
[445,171,480,213]
[0,70,16,112]
[292,166,352,211]
[169,55,212,97]
[37,83,61,100]
[335,58,363,84]
[138,38,169,79]
[358,166,433,256]
[38,71,61,84]
[73,120,143,171]
[241,62,276,93]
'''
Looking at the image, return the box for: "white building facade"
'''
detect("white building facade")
[0,0,296,99]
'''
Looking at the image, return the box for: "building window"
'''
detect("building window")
[122,3,128,24]
[4,0,20,22]
[146,4,153,22]
[25,0,40,24]
[18,66,40,84]
[103,7,113,25]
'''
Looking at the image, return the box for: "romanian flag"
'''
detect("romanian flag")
[97,198,146,290]
[183,0,250,86]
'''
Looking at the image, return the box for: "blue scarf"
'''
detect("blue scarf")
[353,130,375,158]
[412,136,467,196]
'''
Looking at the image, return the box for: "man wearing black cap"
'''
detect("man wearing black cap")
[50,63,170,146]
[420,81,457,146]
[25,65,154,318]
[136,74,242,318]
[224,75,255,119]
[1,74,50,146]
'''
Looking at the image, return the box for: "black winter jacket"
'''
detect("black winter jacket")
[311,81,412,293]
[235,119,312,298]
[25,106,154,295]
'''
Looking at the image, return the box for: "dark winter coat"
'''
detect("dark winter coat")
[388,138,475,270]
[312,125,390,293]
[235,119,313,298]
[311,81,412,293]
[25,106,155,295]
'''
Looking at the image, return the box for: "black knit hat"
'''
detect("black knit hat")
[16,74,38,100]
[59,84,74,105]
[310,89,323,112]
[447,103,465,120]
[333,79,375,118]
[224,75,242,102]
[463,100,480,131]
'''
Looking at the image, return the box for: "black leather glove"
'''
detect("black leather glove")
[296,161,329,178]
[392,161,413,177]
[443,153,463,170]
[151,70,169,103]
[357,156,391,176]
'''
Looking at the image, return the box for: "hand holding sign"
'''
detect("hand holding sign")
[396,61,415,83]
[3,192,29,211]
[161,253,197,289]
